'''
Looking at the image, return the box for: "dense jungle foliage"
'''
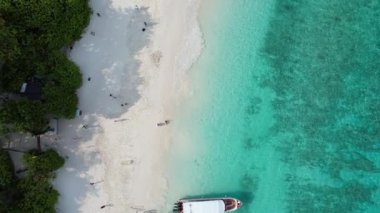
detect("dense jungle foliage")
[0,0,91,135]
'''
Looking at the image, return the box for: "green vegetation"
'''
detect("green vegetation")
[0,149,64,212]
[0,100,48,135]
[17,175,59,213]
[0,150,13,188]
[23,149,65,174]
[0,0,90,211]
[0,0,91,136]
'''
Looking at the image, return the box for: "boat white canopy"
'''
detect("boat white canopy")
[183,200,225,213]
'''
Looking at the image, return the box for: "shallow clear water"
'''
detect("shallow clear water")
[166,1,380,212]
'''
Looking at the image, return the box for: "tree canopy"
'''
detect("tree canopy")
[0,0,90,211]
[0,100,48,135]
[17,175,59,213]
[0,150,13,189]
[0,149,64,212]
[0,0,90,135]
[23,149,65,174]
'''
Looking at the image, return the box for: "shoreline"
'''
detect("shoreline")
[52,0,203,212]
[106,0,203,211]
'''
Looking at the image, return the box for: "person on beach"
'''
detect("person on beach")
[90,180,104,185]
[157,120,170,126]
[100,204,112,209]
[142,22,148,32]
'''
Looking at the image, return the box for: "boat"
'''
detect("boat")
[174,197,242,213]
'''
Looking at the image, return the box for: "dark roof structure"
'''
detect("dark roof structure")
[20,77,43,100]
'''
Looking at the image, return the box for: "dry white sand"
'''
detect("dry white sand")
[49,0,203,212]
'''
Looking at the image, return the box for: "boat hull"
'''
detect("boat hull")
[174,197,242,213]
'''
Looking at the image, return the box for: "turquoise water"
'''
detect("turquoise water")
[166,0,380,212]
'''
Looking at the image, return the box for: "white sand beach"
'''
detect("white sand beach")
[48,0,202,212]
